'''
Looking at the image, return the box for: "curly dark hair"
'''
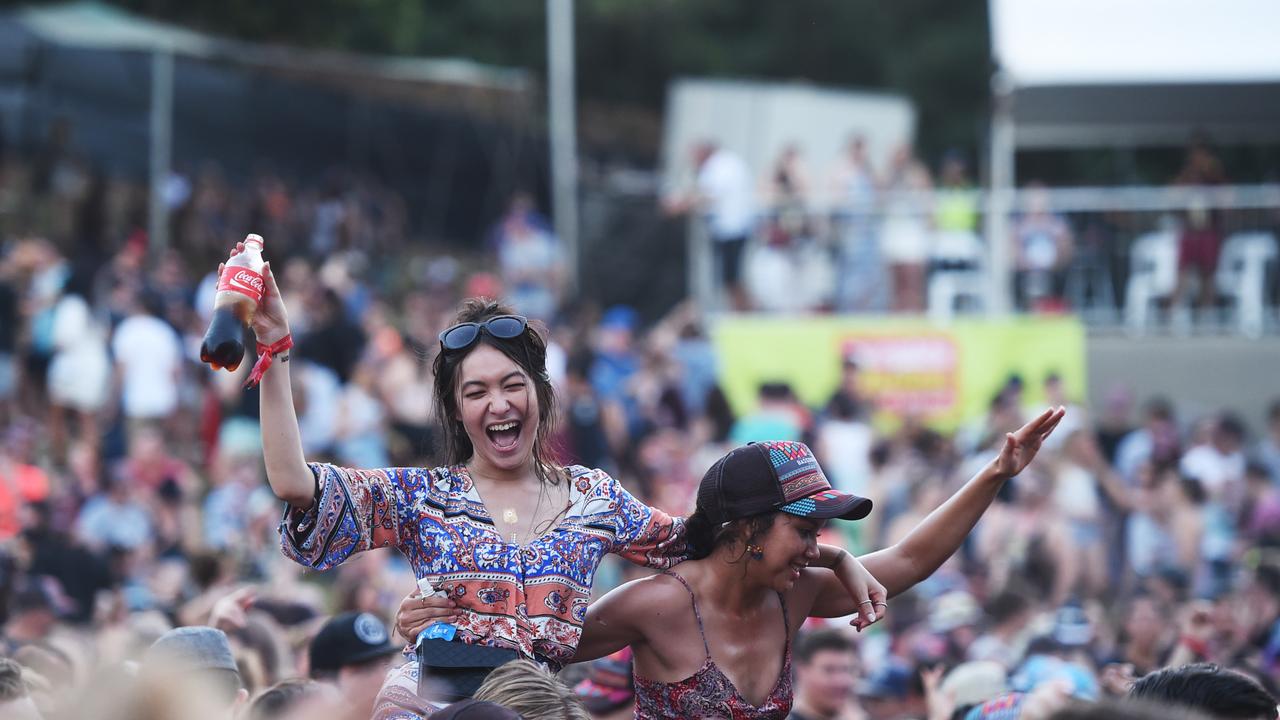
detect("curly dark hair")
[431,298,561,485]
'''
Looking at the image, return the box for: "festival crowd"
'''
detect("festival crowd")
[0,134,1278,720]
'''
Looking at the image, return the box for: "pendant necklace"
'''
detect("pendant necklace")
[503,486,546,544]
[502,508,519,543]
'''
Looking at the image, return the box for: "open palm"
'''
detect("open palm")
[993,406,1066,478]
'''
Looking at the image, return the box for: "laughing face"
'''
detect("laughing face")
[754,513,824,592]
[456,343,540,476]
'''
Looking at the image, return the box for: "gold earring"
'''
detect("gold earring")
[745,544,764,560]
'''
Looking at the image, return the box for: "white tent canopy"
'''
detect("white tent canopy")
[991,0,1280,87]
[989,0,1280,149]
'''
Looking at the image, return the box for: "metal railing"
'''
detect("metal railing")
[689,185,1280,336]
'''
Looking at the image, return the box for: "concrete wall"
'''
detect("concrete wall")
[1087,334,1280,433]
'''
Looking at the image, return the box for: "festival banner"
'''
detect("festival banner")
[711,315,1086,432]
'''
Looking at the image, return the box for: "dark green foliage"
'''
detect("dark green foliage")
[94,0,990,165]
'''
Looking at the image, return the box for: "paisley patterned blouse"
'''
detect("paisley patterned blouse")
[280,463,686,669]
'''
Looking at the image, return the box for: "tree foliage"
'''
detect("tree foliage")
[107,0,991,164]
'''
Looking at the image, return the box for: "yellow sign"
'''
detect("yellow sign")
[711,315,1086,432]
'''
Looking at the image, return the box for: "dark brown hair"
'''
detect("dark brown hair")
[684,506,779,562]
[432,298,560,485]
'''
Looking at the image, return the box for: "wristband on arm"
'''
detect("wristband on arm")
[244,334,293,388]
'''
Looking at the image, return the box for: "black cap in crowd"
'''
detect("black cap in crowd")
[308,612,401,676]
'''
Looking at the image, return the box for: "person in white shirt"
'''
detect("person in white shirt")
[1179,414,1247,499]
[46,272,110,462]
[110,290,183,423]
[666,141,756,311]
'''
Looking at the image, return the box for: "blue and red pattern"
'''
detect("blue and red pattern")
[756,440,830,502]
[964,693,1026,720]
[280,463,687,670]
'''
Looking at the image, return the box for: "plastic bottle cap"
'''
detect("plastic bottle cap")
[417,577,440,597]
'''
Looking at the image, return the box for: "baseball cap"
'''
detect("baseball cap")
[697,441,872,525]
[432,699,523,719]
[308,612,401,676]
[146,626,240,674]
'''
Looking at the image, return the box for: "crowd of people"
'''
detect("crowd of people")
[664,136,986,314]
[670,133,1270,320]
[0,129,1279,720]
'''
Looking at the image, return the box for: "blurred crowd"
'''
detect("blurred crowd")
[671,133,1278,320]
[1,126,1280,720]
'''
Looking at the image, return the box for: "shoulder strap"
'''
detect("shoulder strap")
[663,571,712,660]
[777,591,791,643]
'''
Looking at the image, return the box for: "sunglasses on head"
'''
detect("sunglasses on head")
[438,315,529,352]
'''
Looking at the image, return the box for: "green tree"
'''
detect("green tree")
[108,0,991,165]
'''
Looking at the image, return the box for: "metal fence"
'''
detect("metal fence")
[690,185,1280,336]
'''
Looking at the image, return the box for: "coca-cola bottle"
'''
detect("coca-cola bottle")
[200,234,266,371]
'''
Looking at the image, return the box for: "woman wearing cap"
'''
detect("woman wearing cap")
[237,241,883,686]
[539,410,1055,719]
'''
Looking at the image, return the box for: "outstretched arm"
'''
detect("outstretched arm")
[860,407,1066,597]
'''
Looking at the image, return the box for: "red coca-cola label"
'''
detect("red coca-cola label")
[217,266,265,303]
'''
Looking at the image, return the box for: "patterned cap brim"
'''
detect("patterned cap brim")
[779,488,873,521]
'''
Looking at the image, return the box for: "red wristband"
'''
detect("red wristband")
[244,334,293,389]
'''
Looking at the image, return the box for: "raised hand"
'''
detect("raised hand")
[992,406,1066,478]
[208,585,256,632]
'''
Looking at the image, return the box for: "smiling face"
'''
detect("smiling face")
[751,513,824,592]
[456,344,540,476]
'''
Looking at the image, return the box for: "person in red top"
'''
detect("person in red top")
[0,429,50,541]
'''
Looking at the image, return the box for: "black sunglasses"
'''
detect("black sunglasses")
[439,315,529,351]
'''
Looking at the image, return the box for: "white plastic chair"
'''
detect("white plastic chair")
[1124,231,1179,333]
[1215,232,1278,338]
[927,230,985,323]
